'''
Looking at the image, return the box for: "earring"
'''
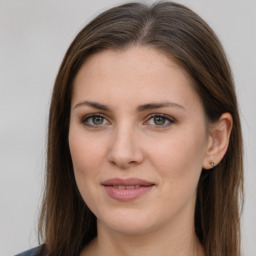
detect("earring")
[210,161,215,167]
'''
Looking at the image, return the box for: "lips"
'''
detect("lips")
[102,178,155,201]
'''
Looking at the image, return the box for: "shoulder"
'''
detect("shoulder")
[15,246,41,256]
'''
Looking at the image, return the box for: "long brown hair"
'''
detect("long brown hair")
[39,2,243,255]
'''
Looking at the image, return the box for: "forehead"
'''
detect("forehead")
[72,46,202,112]
[75,46,190,83]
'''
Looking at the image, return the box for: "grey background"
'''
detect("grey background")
[0,0,255,255]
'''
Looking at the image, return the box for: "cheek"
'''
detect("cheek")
[147,132,206,220]
[149,128,207,191]
[69,131,106,174]
[68,131,108,209]
[68,129,108,198]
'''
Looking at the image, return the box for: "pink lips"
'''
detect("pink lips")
[102,178,154,201]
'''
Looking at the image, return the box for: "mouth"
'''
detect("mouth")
[102,178,155,201]
[112,185,142,189]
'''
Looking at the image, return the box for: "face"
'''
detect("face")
[69,46,210,235]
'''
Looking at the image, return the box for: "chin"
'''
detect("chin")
[105,221,154,235]
[97,209,158,235]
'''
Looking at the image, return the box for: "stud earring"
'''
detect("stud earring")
[210,161,215,167]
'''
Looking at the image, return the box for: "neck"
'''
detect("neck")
[81,211,205,256]
[96,226,203,256]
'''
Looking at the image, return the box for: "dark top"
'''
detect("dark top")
[15,246,41,256]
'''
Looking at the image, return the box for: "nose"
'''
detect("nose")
[107,125,144,169]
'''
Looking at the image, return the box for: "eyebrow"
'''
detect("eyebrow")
[74,101,185,111]
[137,102,185,111]
[74,101,109,111]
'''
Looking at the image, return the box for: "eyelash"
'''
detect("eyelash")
[81,113,175,128]
[146,113,175,128]
[81,113,109,128]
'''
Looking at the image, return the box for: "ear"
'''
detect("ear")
[203,113,233,170]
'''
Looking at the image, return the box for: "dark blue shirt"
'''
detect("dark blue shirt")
[15,246,40,256]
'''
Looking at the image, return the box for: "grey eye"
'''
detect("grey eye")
[153,116,166,125]
[146,114,174,127]
[92,116,104,125]
[82,114,108,127]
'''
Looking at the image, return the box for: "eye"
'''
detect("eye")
[82,114,109,127]
[146,114,175,127]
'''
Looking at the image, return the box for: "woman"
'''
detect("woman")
[16,1,243,256]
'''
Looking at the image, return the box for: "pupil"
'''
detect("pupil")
[93,116,103,125]
[154,116,165,125]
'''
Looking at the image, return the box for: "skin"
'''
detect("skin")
[69,46,232,256]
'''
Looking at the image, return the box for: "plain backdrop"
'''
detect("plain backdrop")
[0,0,255,255]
